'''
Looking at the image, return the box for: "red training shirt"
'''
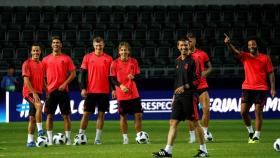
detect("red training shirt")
[110,57,140,100]
[81,52,113,93]
[42,53,76,93]
[239,52,274,90]
[22,58,44,98]
[191,49,210,89]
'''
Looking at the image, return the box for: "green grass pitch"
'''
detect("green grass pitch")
[0,120,280,158]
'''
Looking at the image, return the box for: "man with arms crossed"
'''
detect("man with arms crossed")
[78,37,113,144]
[152,38,208,157]
[43,36,76,145]
[23,43,45,147]
[224,34,276,143]
[110,42,143,144]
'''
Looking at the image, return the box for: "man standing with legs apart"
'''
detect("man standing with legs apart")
[186,33,213,143]
[152,38,208,157]
[110,42,143,144]
[78,37,113,144]
[224,34,276,143]
[43,36,76,145]
[23,43,45,147]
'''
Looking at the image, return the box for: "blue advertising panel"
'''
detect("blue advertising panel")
[6,90,280,122]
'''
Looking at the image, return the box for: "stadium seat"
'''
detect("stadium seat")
[51,30,63,38]
[85,12,98,23]
[167,11,180,23]
[1,12,13,24]
[98,12,111,23]
[119,29,133,40]
[64,30,77,42]
[72,47,86,60]
[162,29,175,41]
[140,12,153,24]
[71,12,83,23]
[134,29,147,41]
[107,29,119,41]
[0,31,6,42]
[93,30,105,39]
[56,12,69,23]
[131,47,142,58]
[112,12,125,23]
[80,24,93,30]
[181,11,194,23]
[14,12,27,24]
[154,11,166,23]
[22,30,35,42]
[1,48,15,60]
[84,6,97,13]
[15,48,29,60]
[7,30,20,41]
[112,6,125,12]
[70,6,84,13]
[148,29,161,40]
[42,12,56,24]
[126,11,139,23]
[61,47,72,56]
[97,6,112,12]
[28,12,41,24]
[195,10,208,23]
[78,30,92,42]
[36,30,49,42]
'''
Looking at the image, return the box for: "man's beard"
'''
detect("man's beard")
[250,47,257,55]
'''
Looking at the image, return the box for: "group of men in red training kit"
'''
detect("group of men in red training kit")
[22,33,276,157]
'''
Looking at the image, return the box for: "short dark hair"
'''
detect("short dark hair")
[51,36,62,43]
[186,32,196,39]
[93,37,104,43]
[31,43,41,50]
[8,64,15,69]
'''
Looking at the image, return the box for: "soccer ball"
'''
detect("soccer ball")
[53,133,66,145]
[204,131,213,142]
[273,138,280,152]
[73,133,87,145]
[135,131,149,144]
[36,136,48,147]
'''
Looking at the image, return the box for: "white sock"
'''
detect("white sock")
[189,130,195,140]
[95,129,102,141]
[36,123,43,131]
[65,131,71,140]
[246,126,254,133]
[47,131,53,143]
[254,131,260,138]
[202,127,208,134]
[79,129,85,134]
[27,134,34,143]
[164,145,173,154]
[123,134,128,140]
[200,144,208,153]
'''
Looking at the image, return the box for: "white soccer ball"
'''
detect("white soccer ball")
[135,131,149,144]
[53,133,66,145]
[204,131,213,142]
[73,133,87,145]
[36,136,48,147]
[273,138,280,152]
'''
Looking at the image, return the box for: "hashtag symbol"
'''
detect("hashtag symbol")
[16,104,30,118]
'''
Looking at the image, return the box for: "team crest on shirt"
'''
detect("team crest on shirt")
[184,64,189,70]
[61,60,65,64]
